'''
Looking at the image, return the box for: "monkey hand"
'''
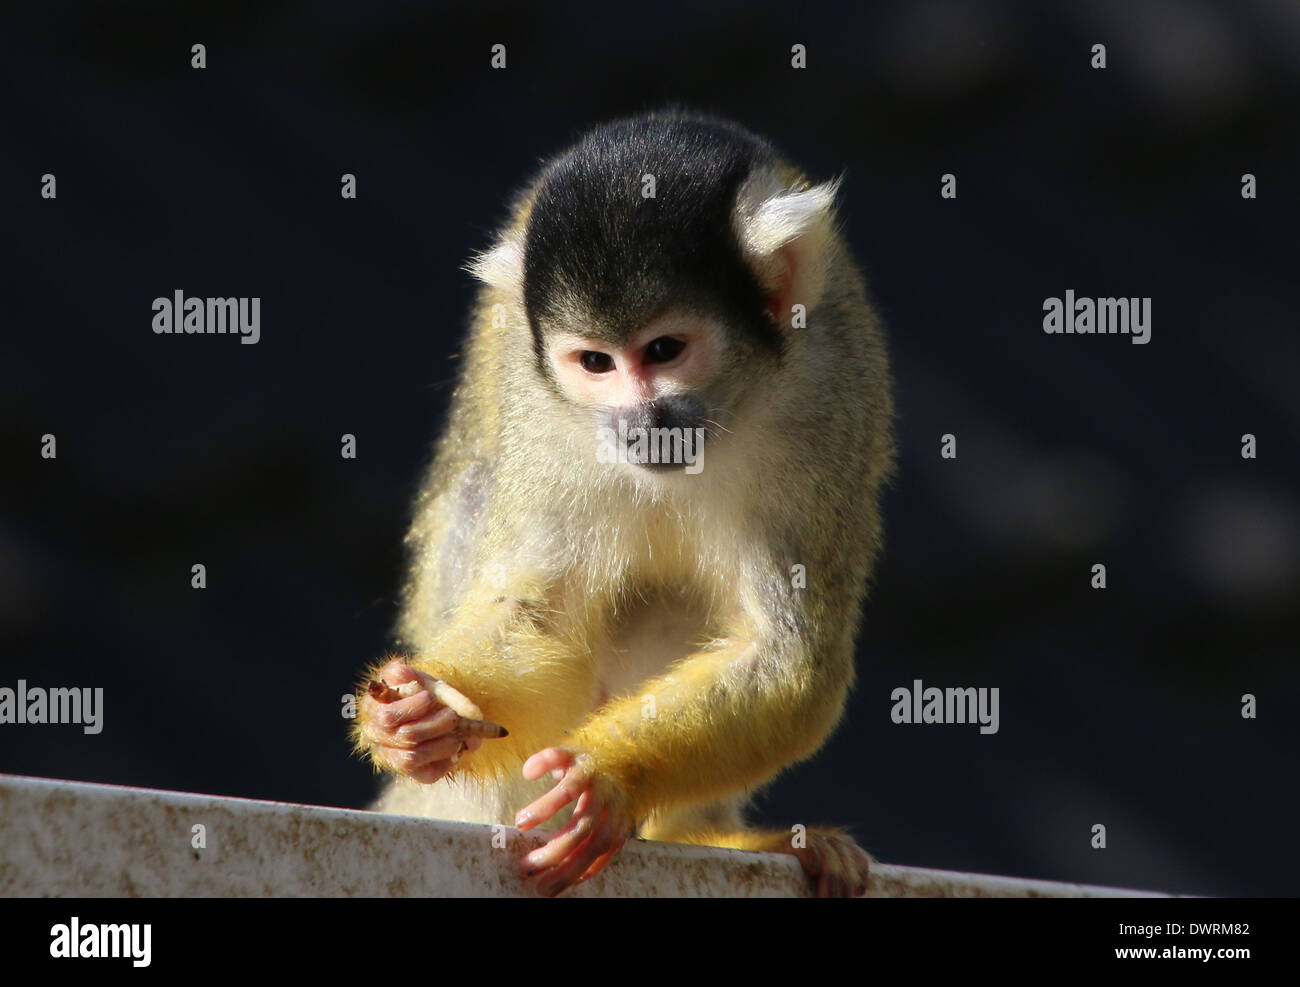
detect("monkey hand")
[515,747,636,897]
[358,659,506,784]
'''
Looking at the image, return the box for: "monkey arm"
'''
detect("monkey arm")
[356,605,599,786]
[512,586,865,897]
[561,601,855,825]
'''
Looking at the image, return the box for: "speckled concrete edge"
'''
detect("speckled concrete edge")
[0,774,1166,898]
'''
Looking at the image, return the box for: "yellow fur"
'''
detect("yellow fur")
[353,120,895,877]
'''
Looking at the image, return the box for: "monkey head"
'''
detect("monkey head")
[469,112,841,476]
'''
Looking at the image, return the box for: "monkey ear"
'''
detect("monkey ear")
[465,233,525,291]
[735,173,841,325]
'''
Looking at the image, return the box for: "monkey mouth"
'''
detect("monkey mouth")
[599,423,707,474]
[631,457,692,472]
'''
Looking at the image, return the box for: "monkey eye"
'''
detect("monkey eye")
[645,336,686,364]
[580,351,615,374]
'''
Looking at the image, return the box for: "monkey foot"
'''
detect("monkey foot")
[792,832,873,898]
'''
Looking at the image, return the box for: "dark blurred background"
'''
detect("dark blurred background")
[1,1,1296,896]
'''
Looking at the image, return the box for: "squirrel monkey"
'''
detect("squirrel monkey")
[353,111,895,897]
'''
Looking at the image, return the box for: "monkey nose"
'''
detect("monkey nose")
[613,404,657,438]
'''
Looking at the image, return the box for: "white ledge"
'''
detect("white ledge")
[0,775,1166,898]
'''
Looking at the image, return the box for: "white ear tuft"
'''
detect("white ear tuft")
[735,170,842,316]
[465,234,525,290]
[736,175,840,259]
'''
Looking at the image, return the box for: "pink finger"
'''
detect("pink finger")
[522,748,571,781]
[407,760,455,784]
[377,661,419,685]
[519,791,594,875]
[575,840,622,886]
[383,735,465,769]
[515,772,583,830]
[536,807,613,897]
[391,707,463,745]
[367,690,437,729]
